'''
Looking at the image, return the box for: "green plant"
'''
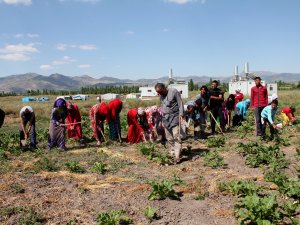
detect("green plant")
[218,180,263,196]
[19,208,44,225]
[65,161,85,173]
[11,183,25,194]
[91,162,108,174]
[144,206,158,222]
[236,110,255,138]
[235,194,283,225]
[203,150,225,168]
[206,136,225,148]
[194,192,208,200]
[96,210,133,225]
[26,157,58,174]
[148,179,179,200]
[137,143,156,159]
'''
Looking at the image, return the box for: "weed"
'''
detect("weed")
[62,218,78,225]
[147,175,182,201]
[11,183,25,194]
[206,136,225,148]
[236,111,255,139]
[91,162,108,174]
[65,161,85,173]
[137,143,155,158]
[203,150,225,168]
[26,157,58,173]
[194,192,208,200]
[144,206,158,222]
[218,180,263,196]
[19,208,44,225]
[96,210,133,225]
[78,187,88,194]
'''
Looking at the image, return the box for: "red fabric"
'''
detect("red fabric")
[234,93,244,103]
[250,85,268,108]
[89,103,108,141]
[107,98,123,122]
[281,107,294,120]
[66,103,82,139]
[127,108,144,144]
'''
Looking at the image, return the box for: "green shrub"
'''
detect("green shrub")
[96,210,133,225]
[91,162,108,174]
[203,150,225,168]
[65,161,85,173]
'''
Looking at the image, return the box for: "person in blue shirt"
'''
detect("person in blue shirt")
[261,99,278,139]
[233,99,251,126]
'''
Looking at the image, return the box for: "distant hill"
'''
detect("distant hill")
[0,72,299,93]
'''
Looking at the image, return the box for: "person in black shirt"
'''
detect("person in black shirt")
[208,80,225,134]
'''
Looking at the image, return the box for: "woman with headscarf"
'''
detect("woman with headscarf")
[107,98,123,141]
[48,98,68,151]
[146,105,165,141]
[89,96,108,145]
[222,94,235,128]
[127,107,152,144]
[234,89,244,106]
[66,101,83,145]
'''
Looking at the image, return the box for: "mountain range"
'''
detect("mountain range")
[0,72,299,93]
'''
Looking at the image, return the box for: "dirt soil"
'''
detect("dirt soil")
[0,130,299,225]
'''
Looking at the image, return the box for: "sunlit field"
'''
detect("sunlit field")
[0,90,299,224]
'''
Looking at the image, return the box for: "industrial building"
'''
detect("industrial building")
[228,62,277,96]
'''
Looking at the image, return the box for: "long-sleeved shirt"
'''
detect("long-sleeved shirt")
[235,100,250,119]
[209,88,223,109]
[160,88,184,129]
[281,107,295,120]
[261,105,278,124]
[250,85,268,108]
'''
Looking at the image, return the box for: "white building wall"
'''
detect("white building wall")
[126,93,141,99]
[267,83,278,95]
[139,87,157,97]
[101,93,119,100]
[229,80,267,96]
[168,84,189,99]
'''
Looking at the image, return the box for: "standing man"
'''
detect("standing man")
[155,83,184,164]
[19,106,36,148]
[208,80,224,135]
[250,76,268,136]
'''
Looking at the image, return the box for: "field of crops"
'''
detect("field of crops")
[0,91,299,225]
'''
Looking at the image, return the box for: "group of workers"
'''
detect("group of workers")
[0,77,297,163]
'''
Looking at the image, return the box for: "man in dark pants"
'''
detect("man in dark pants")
[208,80,224,134]
[250,76,268,136]
[19,106,36,148]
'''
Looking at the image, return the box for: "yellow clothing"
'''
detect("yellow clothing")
[281,113,290,126]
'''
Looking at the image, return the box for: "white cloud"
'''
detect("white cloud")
[79,44,97,50]
[15,33,24,38]
[0,0,32,5]
[124,30,135,35]
[56,43,97,51]
[165,0,204,4]
[52,55,75,65]
[78,64,91,69]
[0,43,39,61]
[27,33,39,38]
[56,43,68,51]
[40,64,54,70]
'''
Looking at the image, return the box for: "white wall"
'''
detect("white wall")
[229,80,267,96]
[168,84,189,99]
[101,93,119,100]
[139,87,157,97]
[267,83,278,95]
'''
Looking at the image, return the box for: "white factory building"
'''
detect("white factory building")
[228,62,277,96]
[139,69,189,99]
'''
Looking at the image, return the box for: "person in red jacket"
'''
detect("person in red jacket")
[107,98,123,141]
[234,89,244,106]
[127,107,152,144]
[89,96,108,145]
[250,76,268,136]
[281,106,296,126]
[66,101,84,145]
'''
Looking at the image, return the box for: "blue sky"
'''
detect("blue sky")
[0,0,299,79]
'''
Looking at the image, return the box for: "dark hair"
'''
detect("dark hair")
[212,80,219,85]
[200,85,208,92]
[195,98,202,107]
[155,83,166,89]
[226,94,235,110]
[254,76,261,80]
[290,106,296,112]
[187,105,194,110]
[271,99,278,105]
